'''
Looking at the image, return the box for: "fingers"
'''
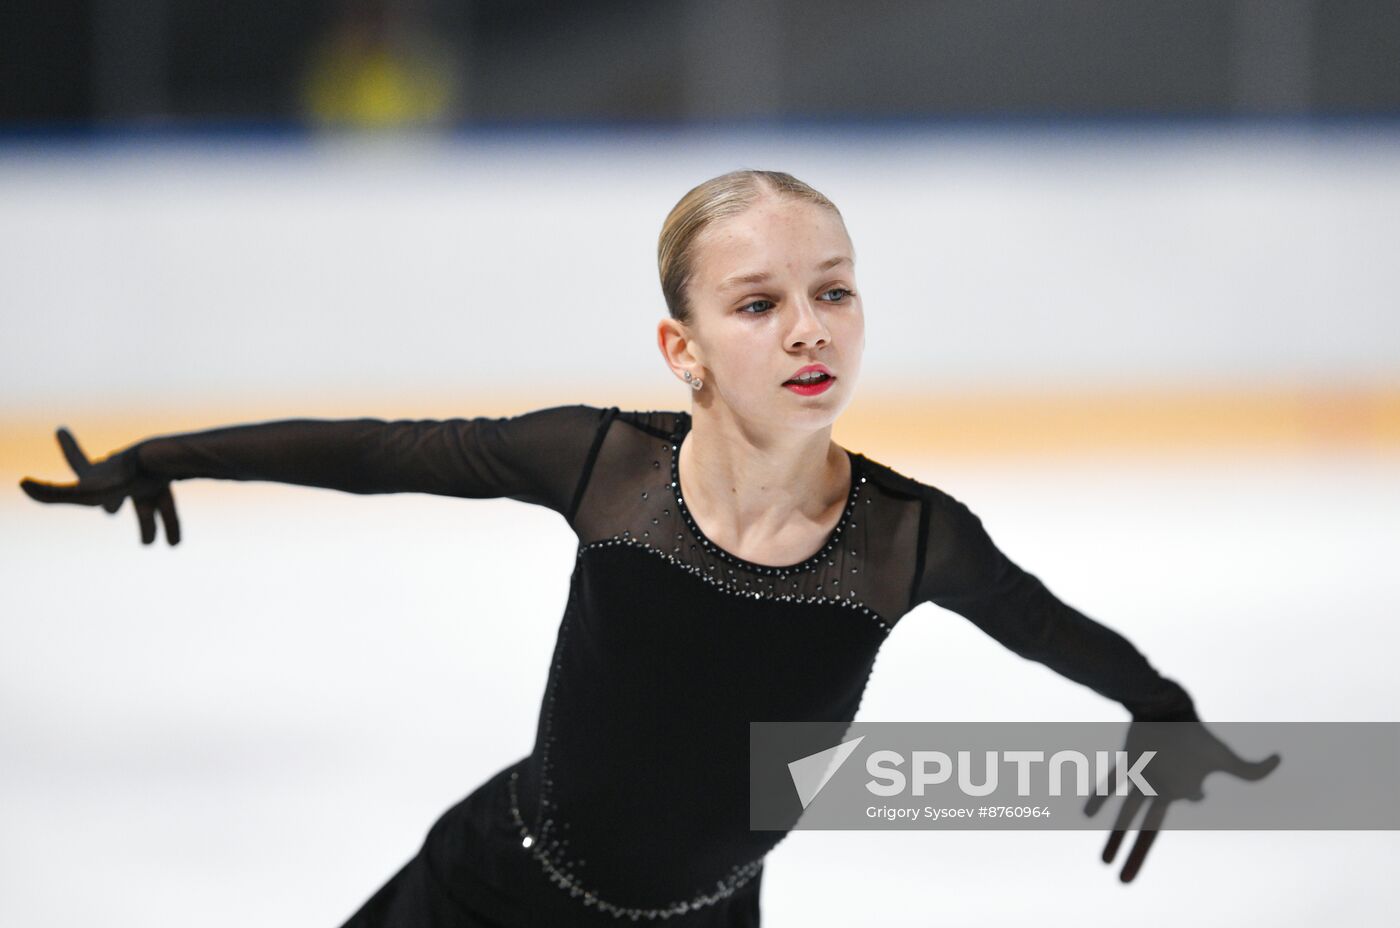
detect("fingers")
[1101,786,1147,864]
[1084,779,1111,817]
[20,477,105,506]
[25,429,180,544]
[20,428,107,506]
[156,485,181,545]
[56,426,93,477]
[20,477,58,503]
[1080,761,1114,817]
[1101,825,1126,864]
[134,496,157,544]
[1119,801,1169,883]
[1224,751,1282,781]
[134,489,180,546]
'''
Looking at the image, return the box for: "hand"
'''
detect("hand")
[19,427,181,545]
[1084,719,1281,882]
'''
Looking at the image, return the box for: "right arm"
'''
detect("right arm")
[133,404,615,516]
[21,404,618,543]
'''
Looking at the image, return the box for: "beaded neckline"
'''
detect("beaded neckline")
[669,411,866,575]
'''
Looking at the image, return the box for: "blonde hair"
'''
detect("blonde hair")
[657,169,845,324]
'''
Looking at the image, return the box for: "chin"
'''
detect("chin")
[780,392,849,426]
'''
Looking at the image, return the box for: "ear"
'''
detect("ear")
[657,316,700,373]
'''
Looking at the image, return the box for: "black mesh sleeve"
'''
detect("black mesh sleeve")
[132,404,615,520]
[913,490,1199,722]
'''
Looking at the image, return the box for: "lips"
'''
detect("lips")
[783,363,834,385]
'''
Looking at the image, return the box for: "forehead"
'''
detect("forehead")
[692,198,850,281]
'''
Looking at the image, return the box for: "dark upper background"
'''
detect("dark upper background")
[2,0,1397,129]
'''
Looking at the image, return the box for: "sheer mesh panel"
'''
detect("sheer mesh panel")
[572,409,923,628]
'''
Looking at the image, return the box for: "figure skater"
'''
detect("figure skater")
[20,169,1278,926]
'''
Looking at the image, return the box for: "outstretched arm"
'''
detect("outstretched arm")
[911,489,1285,885]
[131,404,613,512]
[911,489,1198,722]
[20,404,617,544]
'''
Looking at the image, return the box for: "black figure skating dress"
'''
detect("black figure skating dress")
[129,405,1198,926]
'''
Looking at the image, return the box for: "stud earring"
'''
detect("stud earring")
[683,370,703,390]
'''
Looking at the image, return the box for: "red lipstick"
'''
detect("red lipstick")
[783,363,835,396]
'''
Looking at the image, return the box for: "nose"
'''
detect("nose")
[785,295,831,351]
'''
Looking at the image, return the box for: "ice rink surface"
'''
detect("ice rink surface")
[3,119,1396,926]
[3,446,1397,927]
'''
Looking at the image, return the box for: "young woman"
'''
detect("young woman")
[22,170,1241,926]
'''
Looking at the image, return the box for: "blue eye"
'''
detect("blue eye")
[738,289,852,315]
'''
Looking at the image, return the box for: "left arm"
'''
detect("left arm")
[912,488,1198,722]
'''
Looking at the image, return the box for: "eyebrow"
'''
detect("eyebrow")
[719,255,853,291]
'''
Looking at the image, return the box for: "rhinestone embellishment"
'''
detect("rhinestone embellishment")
[579,536,891,633]
[508,767,765,920]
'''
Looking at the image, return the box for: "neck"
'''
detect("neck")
[677,406,851,544]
